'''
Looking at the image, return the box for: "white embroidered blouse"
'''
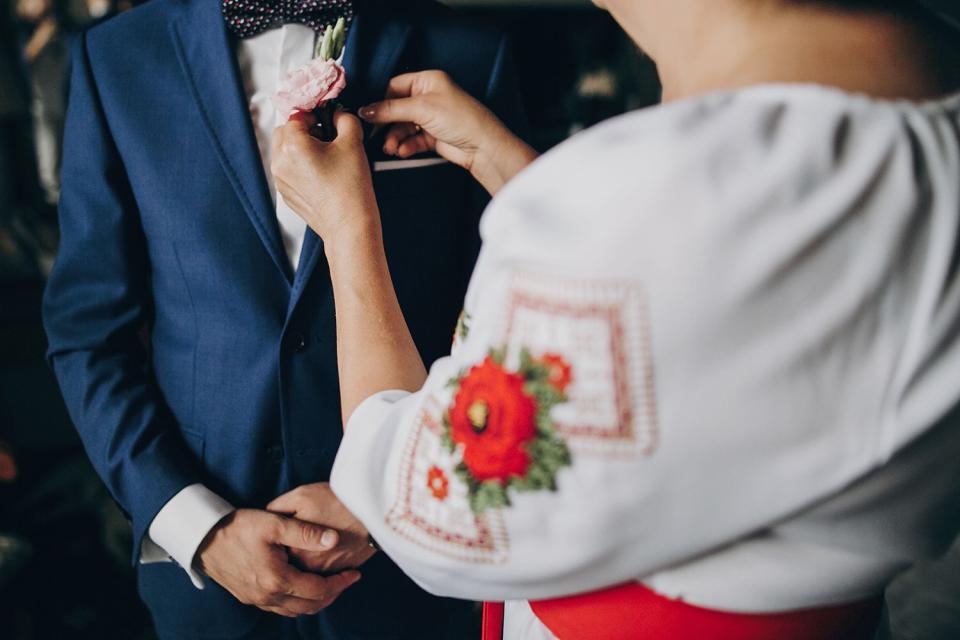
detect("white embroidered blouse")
[330,84,960,621]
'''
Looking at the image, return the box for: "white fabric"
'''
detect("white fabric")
[238,23,316,271]
[373,158,451,172]
[140,484,235,588]
[503,601,557,640]
[139,26,315,584]
[331,85,960,615]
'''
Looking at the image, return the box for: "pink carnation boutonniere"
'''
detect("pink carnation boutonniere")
[273,17,348,141]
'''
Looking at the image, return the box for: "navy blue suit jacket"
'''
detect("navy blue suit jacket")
[42,0,524,637]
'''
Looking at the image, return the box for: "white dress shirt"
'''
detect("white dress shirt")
[328,84,960,635]
[139,24,316,588]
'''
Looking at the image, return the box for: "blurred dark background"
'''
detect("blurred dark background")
[0,0,957,638]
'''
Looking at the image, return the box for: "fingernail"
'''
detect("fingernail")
[359,104,377,120]
[350,571,362,584]
[321,530,337,547]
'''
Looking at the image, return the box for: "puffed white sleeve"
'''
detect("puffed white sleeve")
[330,93,960,601]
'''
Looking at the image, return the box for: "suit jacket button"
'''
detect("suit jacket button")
[266,445,283,464]
[289,332,307,353]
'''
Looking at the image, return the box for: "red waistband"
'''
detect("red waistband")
[482,583,882,640]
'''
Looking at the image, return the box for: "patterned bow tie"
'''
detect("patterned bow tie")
[222,0,355,39]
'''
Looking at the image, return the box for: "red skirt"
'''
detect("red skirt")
[481,583,882,640]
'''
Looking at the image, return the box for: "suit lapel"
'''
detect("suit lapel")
[288,10,413,315]
[171,0,294,284]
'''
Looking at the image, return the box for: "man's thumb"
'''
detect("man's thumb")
[273,517,339,551]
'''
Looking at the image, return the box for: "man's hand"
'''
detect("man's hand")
[197,509,361,618]
[268,483,377,574]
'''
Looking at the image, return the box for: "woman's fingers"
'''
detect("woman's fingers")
[270,106,379,241]
[332,110,364,143]
[273,117,313,166]
[383,123,437,158]
[275,111,359,151]
[288,110,318,130]
[397,134,433,158]
[382,71,421,99]
[383,123,421,155]
[358,96,431,127]
[382,70,442,99]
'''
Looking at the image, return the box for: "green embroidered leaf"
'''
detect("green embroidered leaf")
[518,348,536,374]
[440,415,456,453]
[529,434,572,473]
[527,381,565,408]
[511,460,554,492]
[456,310,471,342]
[535,413,554,437]
[443,343,575,515]
[446,367,469,390]
[520,359,553,390]
[454,462,474,488]
[470,480,511,514]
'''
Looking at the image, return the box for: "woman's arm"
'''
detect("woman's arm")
[325,223,427,425]
[269,93,931,603]
[271,112,427,425]
[271,69,538,421]
[358,71,539,196]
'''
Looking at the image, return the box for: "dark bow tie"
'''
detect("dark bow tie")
[222,0,355,39]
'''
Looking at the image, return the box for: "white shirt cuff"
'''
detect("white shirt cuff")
[140,483,235,589]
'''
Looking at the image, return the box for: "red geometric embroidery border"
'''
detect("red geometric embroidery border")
[384,400,510,564]
[503,276,659,456]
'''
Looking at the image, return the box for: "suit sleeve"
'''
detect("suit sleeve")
[43,34,205,565]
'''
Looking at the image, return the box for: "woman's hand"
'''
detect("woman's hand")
[271,110,381,246]
[267,483,377,574]
[274,109,425,428]
[358,70,538,196]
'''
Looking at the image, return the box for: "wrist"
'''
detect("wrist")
[324,218,384,266]
[472,126,537,196]
[196,510,235,572]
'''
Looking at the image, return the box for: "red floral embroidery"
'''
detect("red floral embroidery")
[443,348,573,514]
[427,466,449,501]
[448,356,538,483]
[539,353,573,393]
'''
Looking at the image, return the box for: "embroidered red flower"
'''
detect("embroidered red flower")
[448,356,537,483]
[427,466,449,501]
[540,353,573,393]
